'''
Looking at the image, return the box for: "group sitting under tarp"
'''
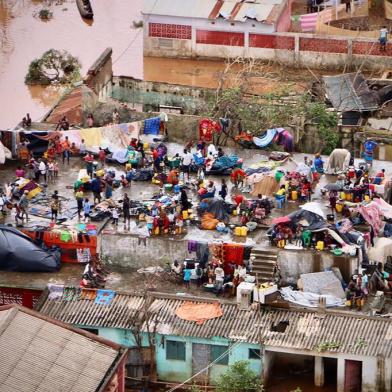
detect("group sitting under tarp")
[0,225,61,272]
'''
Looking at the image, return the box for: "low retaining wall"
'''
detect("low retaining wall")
[100,233,358,283]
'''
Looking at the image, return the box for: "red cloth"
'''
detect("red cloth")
[223,243,244,265]
[233,195,245,206]
[199,119,221,142]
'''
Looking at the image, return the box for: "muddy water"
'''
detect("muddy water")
[0,0,309,130]
[0,0,143,129]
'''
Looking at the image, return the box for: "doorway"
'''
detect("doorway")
[344,360,362,392]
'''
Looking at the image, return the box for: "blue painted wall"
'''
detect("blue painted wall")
[78,326,262,385]
[155,334,262,384]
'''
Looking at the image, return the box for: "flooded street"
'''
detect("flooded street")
[0,0,314,130]
[0,0,143,129]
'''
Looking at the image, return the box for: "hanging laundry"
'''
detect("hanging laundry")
[188,240,197,253]
[63,287,80,301]
[47,283,64,300]
[199,119,221,142]
[196,242,209,268]
[144,116,161,135]
[80,288,98,300]
[223,243,244,265]
[77,248,91,263]
[95,289,116,305]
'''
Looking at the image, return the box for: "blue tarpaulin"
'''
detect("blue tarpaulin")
[144,116,161,135]
[94,289,116,305]
[252,128,279,148]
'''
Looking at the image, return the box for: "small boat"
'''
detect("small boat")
[76,0,93,19]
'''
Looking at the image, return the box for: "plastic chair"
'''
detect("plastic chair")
[275,194,286,209]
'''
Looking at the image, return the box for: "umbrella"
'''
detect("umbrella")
[300,202,326,219]
[272,216,291,225]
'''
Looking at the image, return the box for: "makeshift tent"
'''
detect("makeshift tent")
[250,175,280,197]
[253,128,278,148]
[0,226,61,272]
[368,238,392,264]
[198,198,230,221]
[0,141,11,164]
[300,202,326,219]
[325,149,351,174]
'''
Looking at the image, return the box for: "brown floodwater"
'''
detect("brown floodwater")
[0,0,143,129]
[0,0,309,130]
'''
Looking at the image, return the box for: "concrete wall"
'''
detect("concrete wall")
[144,23,392,71]
[100,232,358,283]
[279,250,358,284]
[111,76,213,114]
[100,233,191,268]
[84,47,113,101]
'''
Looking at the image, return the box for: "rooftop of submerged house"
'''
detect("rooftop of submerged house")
[0,304,126,392]
[37,290,392,358]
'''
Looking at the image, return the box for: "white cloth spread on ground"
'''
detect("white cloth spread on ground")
[280,286,345,308]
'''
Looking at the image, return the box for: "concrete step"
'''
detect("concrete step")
[251,249,278,256]
[252,258,277,265]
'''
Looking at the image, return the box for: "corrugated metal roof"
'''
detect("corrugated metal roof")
[143,0,216,19]
[144,297,392,357]
[323,73,379,112]
[39,290,145,329]
[0,307,120,392]
[143,0,284,23]
[39,292,392,358]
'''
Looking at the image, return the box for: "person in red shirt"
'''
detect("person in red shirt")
[98,147,106,167]
[376,169,385,178]
[230,168,246,188]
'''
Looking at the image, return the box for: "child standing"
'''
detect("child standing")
[111,208,119,227]
[53,161,59,180]
[83,198,91,222]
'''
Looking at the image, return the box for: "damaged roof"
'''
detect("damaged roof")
[0,305,125,392]
[323,73,379,112]
[38,291,392,358]
[143,0,285,24]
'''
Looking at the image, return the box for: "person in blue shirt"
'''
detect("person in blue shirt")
[183,268,192,290]
[83,198,91,222]
[314,153,324,173]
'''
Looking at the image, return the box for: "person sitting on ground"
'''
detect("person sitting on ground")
[171,260,182,275]
[15,166,25,178]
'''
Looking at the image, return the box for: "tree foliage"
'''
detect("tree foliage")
[305,101,339,155]
[25,49,81,85]
[215,361,262,392]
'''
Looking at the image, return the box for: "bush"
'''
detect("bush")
[39,9,52,19]
[216,361,262,392]
[25,49,81,85]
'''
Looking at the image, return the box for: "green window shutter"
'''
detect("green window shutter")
[211,345,229,365]
[166,340,186,361]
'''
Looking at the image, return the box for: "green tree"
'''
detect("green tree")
[306,101,339,155]
[25,49,81,85]
[216,361,262,392]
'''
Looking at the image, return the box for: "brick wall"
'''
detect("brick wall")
[352,41,392,57]
[299,37,348,53]
[249,33,294,50]
[196,30,244,46]
[149,23,191,40]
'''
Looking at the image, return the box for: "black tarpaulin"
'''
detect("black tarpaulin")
[0,226,61,272]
